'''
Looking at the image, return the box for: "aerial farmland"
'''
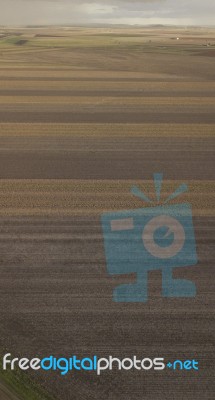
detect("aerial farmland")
[0,26,214,400]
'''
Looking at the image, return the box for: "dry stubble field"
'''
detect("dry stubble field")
[0,26,214,400]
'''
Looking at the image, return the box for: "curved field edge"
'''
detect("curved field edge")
[0,351,56,400]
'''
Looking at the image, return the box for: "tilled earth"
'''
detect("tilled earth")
[0,26,214,400]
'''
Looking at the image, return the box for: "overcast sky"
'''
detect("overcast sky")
[0,0,214,26]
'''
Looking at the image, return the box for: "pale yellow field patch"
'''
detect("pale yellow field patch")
[0,123,214,137]
[0,180,214,217]
[0,70,182,80]
[0,96,214,106]
[1,81,215,91]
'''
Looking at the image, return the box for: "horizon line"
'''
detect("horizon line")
[1,23,215,28]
